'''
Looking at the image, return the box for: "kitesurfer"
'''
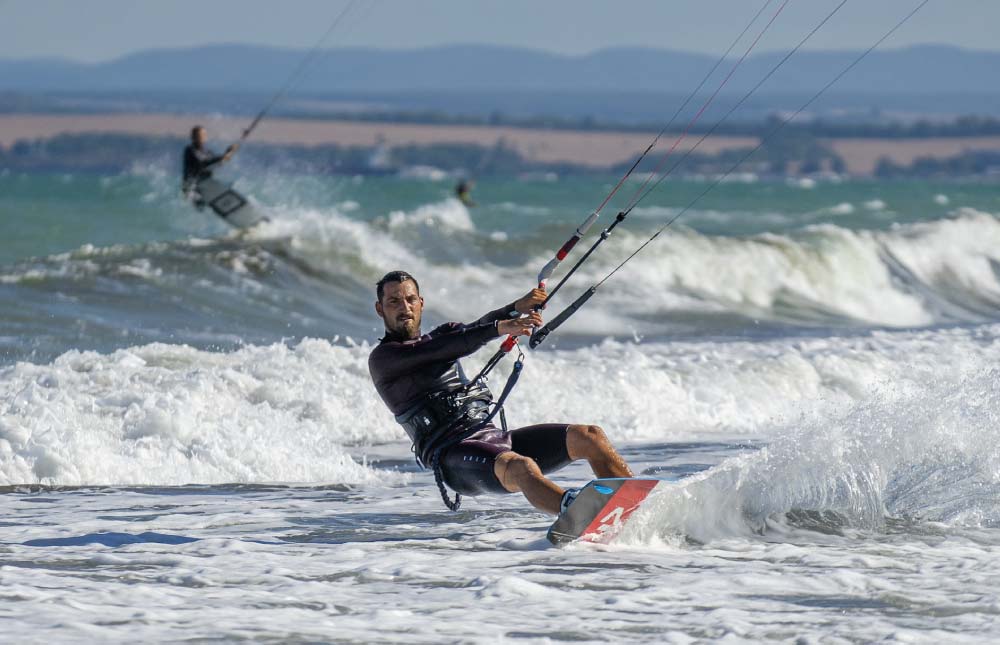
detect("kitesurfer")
[455,179,476,208]
[181,125,238,205]
[368,270,633,514]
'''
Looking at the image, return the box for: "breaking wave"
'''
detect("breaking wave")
[621,365,1000,546]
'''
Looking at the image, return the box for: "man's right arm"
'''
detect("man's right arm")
[184,147,224,180]
[370,322,499,383]
[198,148,227,170]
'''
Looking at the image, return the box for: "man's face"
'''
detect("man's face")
[194,128,207,147]
[376,279,423,339]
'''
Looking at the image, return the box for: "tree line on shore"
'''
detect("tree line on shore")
[294,110,1000,141]
[1,130,998,179]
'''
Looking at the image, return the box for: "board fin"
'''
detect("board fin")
[547,478,661,546]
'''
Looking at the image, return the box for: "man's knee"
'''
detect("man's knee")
[567,424,609,456]
[495,452,543,493]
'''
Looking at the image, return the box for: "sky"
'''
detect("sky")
[0,0,992,63]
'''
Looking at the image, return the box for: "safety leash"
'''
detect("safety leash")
[432,348,525,511]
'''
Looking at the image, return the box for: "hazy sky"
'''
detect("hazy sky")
[0,0,991,63]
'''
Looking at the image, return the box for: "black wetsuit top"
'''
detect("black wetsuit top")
[182,144,225,189]
[368,302,574,496]
[368,303,516,417]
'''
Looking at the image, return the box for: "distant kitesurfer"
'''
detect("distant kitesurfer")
[368,270,633,514]
[455,179,476,208]
[182,125,239,206]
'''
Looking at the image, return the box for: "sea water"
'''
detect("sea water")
[2,165,1000,642]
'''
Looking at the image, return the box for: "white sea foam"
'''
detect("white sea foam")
[0,340,399,487]
[623,364,1000,546]
[397,165,452,181]
[385,198,475,232]
[2,323,997,487]
[244,201,507,325]
[495,202,552,217]
[517,325,999,440]
[826,202,856,215]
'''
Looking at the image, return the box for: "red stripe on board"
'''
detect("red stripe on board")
[579,479,660,544]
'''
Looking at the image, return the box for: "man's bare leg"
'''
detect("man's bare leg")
[494,452,563,514]
[566,424,633,479]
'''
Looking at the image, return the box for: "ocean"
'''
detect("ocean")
[2,164,1000,642]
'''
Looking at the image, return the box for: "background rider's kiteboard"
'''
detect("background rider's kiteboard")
[194,177,268,229]
[547,477,667,546]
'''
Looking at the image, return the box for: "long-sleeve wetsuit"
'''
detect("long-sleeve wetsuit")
[368,302,517,416]
[369,302,574,497]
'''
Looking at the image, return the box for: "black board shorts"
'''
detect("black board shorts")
[439,423,572,496]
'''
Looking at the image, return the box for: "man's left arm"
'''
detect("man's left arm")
[472,287,547,326]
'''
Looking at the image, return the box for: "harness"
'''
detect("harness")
[395,363,492,467]
[395,349,524,511]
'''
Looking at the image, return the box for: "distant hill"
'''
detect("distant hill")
[1,43,997,95]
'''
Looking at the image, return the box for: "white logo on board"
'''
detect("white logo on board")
[598,506,625,529]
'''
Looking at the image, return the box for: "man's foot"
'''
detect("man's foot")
[559,487,581,514]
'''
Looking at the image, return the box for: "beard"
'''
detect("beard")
[386,312,420,339]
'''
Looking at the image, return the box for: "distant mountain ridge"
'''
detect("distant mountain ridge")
[1,44,996,94]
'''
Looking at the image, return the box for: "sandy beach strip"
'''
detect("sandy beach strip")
[0,113,755,169]
[827,138,1000,175]
[2,113,999,175]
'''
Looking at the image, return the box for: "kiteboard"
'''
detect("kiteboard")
[547,477,665,546]
[193,177,268,229]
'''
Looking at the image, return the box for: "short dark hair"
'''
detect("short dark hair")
[376,270,419,302]
[190,125,204,141]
